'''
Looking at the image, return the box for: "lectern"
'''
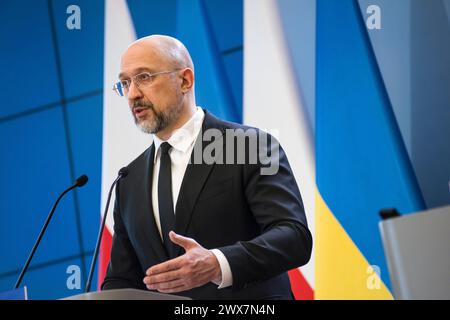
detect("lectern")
[379,205,450,299]
[63,289,191,300]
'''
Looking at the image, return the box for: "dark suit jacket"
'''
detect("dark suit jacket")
[101,110,312,299]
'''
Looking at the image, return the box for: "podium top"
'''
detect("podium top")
[379,205,450,299]
[63,288,191,300]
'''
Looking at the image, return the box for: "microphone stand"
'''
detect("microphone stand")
[14,175,88,289]
[85,168,128,293]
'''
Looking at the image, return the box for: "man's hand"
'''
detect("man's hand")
[143,231,222,293]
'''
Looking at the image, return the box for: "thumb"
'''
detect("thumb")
[169,231,198,251]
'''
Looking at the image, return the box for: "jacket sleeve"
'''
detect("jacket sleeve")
[101,183,146,291]
[218,134,313,291]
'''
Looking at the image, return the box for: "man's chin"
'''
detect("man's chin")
[136,119,157,134]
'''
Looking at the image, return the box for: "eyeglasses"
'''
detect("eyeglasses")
[113,70,179,97]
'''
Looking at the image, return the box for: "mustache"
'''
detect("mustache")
[133,100,153,110]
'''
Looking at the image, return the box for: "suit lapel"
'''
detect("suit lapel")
[173,111,226,256]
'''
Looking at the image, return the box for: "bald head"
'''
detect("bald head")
[122,35,194,72]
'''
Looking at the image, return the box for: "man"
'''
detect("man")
[101,35,312,299]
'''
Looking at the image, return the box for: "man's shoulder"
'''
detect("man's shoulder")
[210,116,277,145]
[204,109,263,134]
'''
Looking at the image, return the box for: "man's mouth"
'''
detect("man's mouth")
[133,106,150,118]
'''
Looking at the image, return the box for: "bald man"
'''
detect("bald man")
[101,35,312,300]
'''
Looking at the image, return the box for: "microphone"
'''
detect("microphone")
[74,175,88,187]
[14,175,89,289]
[85,167,129,292]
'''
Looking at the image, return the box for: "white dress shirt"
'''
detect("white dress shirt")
[151,107,233,289]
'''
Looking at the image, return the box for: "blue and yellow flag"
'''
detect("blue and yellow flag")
[315,0,426,299]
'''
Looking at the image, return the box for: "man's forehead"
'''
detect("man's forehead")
[119,45,167,78]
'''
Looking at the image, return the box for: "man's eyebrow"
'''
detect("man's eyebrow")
[118,67,154,80]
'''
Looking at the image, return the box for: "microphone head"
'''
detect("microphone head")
[118,167,129,178]
[74,175,89,187]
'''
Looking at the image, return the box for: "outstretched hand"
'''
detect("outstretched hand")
[143,231,222,293]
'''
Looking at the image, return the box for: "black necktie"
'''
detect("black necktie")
[158,142,176,258]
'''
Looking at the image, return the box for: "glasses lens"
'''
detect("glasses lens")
[136,72,151,84]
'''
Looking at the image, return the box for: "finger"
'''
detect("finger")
[146,256,183,276]
[148,279,185,292]
[157,285,187,294]
[143,269,181,285]
[169,231,198,250]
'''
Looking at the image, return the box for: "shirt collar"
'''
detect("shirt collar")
[153,107,204,162]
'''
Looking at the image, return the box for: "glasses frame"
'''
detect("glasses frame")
[113,69,181,97]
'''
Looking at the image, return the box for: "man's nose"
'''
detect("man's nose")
[127,80,143,102]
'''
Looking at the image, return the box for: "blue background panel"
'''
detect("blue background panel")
[66,95,103,253]
[0,107,80,273]
[0,0,60,118]
[127,0,177,37]
[50,0,105,100]
[0,257,85,300]
[202,0,243,52]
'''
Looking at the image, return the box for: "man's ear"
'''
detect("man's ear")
[180,68,194,93]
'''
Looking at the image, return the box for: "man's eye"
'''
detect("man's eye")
[137,73,151,82]
[120,80,129,87]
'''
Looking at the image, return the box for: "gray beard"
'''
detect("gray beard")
[133,101,183,135]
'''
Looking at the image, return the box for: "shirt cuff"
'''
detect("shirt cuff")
[210,249,233,289]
